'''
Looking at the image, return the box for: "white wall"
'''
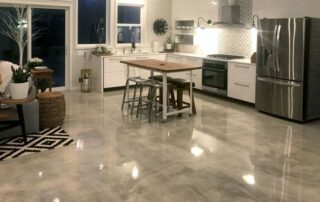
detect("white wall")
[172,0,219,21]
[147,0,172,48]
[171,0,219,53]
[253,0,320,18]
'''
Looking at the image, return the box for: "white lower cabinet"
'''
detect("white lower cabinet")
[103,57,127,88]
[103,54,165,89]
[227,62,256,103]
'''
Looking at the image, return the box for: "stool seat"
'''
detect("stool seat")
[170,78,195,88]
[149,75,174,82]
[169,79,196,116]
[128,76,149,83]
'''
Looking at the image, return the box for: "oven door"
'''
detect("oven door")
[202,61,227,94]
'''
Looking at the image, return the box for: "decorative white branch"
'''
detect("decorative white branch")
[0,5,42,67]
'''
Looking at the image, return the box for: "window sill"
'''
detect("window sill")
[75,44,111,50]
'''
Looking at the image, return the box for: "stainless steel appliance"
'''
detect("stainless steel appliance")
[202,54,244,95]
[256,17,320,122]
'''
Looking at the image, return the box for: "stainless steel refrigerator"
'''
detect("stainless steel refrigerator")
[256,17,320,122]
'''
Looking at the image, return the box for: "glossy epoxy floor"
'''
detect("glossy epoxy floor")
[0,91,320,202]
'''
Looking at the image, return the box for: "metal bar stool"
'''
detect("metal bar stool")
[121,77,150,113]
[136,80,175,122]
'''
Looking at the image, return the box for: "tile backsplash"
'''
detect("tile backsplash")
[217,0,253,58]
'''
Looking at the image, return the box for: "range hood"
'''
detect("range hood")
[211,5,242,25]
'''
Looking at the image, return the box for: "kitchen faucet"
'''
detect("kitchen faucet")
[130,28,136,53]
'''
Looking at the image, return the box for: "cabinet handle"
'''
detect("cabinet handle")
[109,58,123,61]
[136,57,149,60]
[234,82,250,88]
[168,56,182,59]
[234,64,250,69]
[185,58,198,61]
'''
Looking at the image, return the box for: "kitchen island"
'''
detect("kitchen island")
[120,59,202,121]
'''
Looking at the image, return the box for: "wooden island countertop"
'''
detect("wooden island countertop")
[120,59,202,72]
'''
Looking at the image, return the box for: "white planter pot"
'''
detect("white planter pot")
[83,79,90,91]
[9,82,29,99]
[166,43,172,50]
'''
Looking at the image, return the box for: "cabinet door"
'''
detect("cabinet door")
[183,57,203,89]
[186,69,202,89]
[166,55,187,79]
[182,57,203,67]
[104,71,127,88]
[166,55,183,63]
[104,58,127,88]
[104,57,126,73]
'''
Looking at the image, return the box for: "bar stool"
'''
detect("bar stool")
[149,75,176,109]
[170,78,196,116]
[121,77,150,113]
[136,80,175,122]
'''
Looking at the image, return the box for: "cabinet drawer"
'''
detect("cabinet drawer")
[183,57,203,66]
[228,62,256,83]
[228,81,256,103]
[104,72,127,88]
[166,55,183,63]
[104,58,126,73]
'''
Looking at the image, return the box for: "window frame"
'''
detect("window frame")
[114,1,146,48]
[75,0,111,49]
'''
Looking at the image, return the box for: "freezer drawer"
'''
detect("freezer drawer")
[256,77,304,121]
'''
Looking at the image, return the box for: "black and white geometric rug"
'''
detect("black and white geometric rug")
[0,126,73,161]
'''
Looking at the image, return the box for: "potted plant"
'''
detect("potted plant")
[28,57,43,69]
[83,73,90,92]
[9,66,30,99]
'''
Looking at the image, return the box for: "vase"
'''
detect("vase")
[166,43,172,50]
[83,78,90,92]
[9,82,29,99]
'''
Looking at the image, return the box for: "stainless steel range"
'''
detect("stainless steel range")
[202,54,244,95]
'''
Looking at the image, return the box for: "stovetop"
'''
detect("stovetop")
[207,54,244,60]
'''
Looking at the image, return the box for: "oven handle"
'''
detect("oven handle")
[203,60,226,65]
[202,67,226,72]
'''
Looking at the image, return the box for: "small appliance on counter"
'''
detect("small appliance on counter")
[202,54,244,95]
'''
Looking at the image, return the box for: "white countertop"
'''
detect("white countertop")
[169,52,207,59]
[228,59,256,65]
[92,52,256,65]
[92,52,166,58]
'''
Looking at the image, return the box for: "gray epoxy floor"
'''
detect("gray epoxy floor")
[0,90,320,202]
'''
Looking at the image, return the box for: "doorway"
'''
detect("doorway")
[31,8,66,87]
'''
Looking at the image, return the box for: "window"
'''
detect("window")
[0,7,27,65]
[78,0,109,45]
[117,5,142,44]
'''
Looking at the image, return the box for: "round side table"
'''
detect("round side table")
[0,96,35,143]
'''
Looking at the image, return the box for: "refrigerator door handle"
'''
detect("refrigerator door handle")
[276,25,282,73]
[257,77,302,87]
[272,25,278,71]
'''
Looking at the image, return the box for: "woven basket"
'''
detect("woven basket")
[37,92,65,130]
